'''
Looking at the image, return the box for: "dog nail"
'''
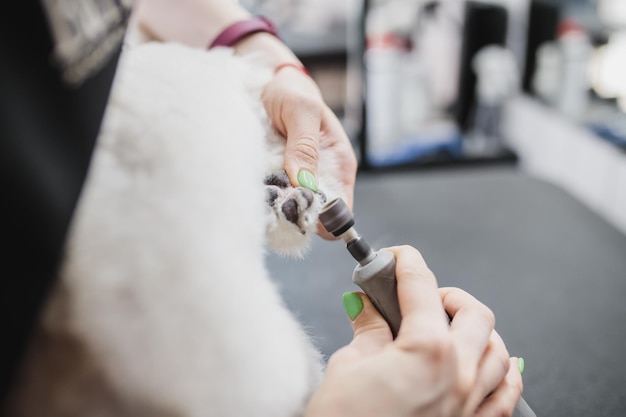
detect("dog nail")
[300,188,314,208]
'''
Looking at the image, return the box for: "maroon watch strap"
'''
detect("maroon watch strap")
[209,16,280,49]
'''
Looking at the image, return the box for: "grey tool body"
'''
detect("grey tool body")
[319,198,402,337]
[319,198,536,417]
[320,199,402,339]
[352,250,401,337]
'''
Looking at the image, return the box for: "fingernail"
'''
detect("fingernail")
[297,169,318,192]
[342,292,364,320]
[518,357,525,375]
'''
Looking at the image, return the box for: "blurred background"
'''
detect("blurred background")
[242,0,626,416]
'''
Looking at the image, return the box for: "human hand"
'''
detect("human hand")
[232,32,358,240]
[260,65,357,240]
[305,246,523,417]
[262,64,358,219]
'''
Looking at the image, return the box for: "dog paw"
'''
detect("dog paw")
[264,170,327,256]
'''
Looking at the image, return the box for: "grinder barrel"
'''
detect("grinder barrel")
[318,198,355,237]
[320,199,375,265]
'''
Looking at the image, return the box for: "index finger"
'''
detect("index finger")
[385,246,448,343]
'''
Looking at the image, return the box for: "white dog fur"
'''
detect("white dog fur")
[7,40,345,416]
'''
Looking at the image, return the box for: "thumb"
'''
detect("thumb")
[282,116,320,192]
[342,292,393,354]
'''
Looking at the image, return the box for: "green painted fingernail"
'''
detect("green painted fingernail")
[297,169,318,192]
[342,292,364,320]
[518,357,525,375]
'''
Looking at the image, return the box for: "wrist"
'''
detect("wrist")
[232,31,301,69]
[210,16,278,48]
[207,16,302,71]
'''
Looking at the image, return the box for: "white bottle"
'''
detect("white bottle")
[556,20,592,121]
[365,32,407,156]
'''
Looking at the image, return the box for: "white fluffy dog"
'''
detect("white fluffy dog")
[7,41,344,416]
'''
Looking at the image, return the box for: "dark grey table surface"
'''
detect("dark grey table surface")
[266,165,626,417]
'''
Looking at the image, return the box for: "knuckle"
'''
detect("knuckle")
[397,327,451,361]
[354,320,393,340]
[501,392,521,417]
[514,373,524,395]
[497,350,511,375]
[496,381,524,417]
[400,244,422,256]
[478,305,496,329]
[289,135,319,166]
[498,408,514,417]
[421,332,453,364]
[454,367,476,402]
[445,286,466,298]
[444,288,495,329]
[395,261,434,284]
[497,353,511,377]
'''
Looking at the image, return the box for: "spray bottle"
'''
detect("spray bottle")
[318,197,536,417]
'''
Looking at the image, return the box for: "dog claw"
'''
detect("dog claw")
[299,188,314,208]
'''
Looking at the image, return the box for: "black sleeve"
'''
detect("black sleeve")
[0,1,124,405]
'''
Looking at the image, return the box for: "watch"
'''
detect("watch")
[209,16,280,49]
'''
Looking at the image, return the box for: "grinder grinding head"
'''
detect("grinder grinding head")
[319,197,375,265]
[319,198,355,237]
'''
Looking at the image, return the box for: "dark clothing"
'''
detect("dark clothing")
[0,1,127,405]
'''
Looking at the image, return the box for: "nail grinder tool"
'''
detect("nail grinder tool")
[319,197,401,337]
[318,197,536,417]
